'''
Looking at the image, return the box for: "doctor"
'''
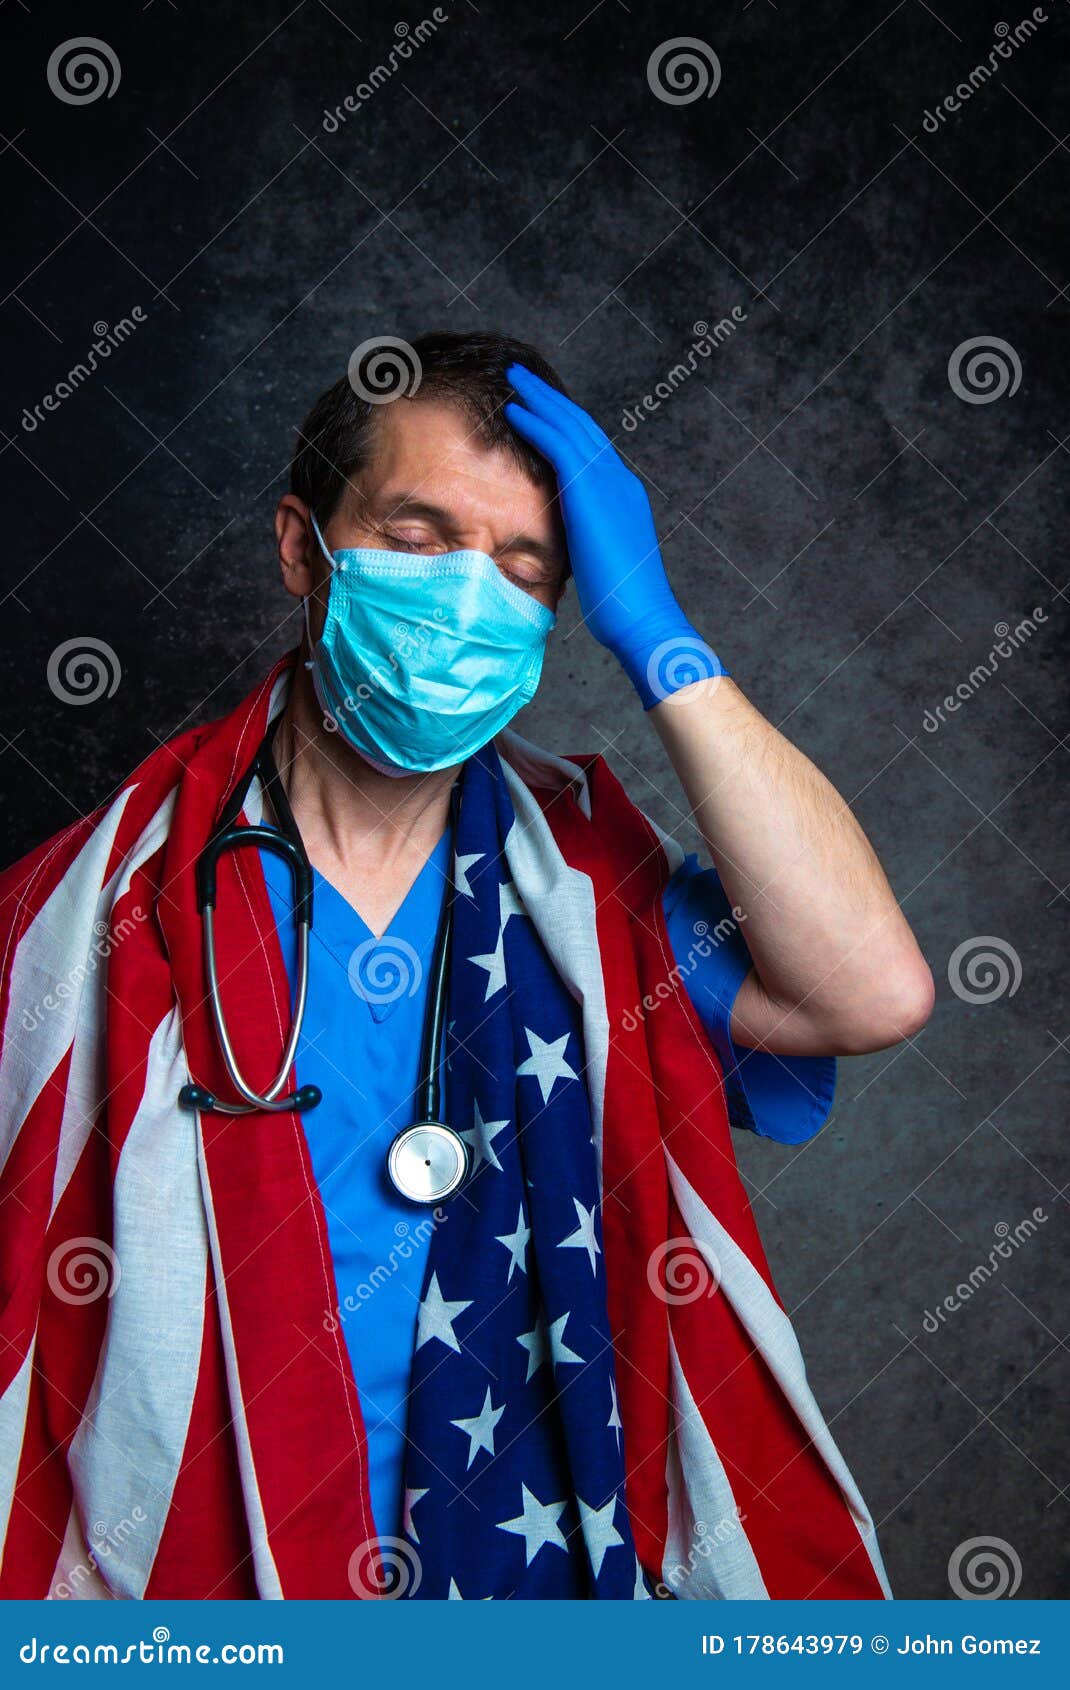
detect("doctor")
[0,329,932,1602]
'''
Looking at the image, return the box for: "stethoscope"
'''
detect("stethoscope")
[177,713,469,1205]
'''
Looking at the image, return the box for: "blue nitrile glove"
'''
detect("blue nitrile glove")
[503,361,728,710]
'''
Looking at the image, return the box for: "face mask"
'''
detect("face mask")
[302,513,556,776]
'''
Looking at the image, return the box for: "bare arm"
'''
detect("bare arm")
[651,677,935,1056]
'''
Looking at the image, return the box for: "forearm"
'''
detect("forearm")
[651,676,935,1055]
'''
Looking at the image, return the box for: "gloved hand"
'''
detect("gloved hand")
[503,361,728,709]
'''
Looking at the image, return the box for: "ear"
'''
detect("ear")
[275,495,318,599]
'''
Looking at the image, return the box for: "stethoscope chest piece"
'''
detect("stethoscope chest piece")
[388,1121,468,1204]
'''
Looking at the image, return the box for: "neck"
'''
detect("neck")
[272,655,459,879]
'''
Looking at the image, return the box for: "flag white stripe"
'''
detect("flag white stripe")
[195,1119,284,1601]
[665,1148,892,1596]
[66,1008,208,1598]
[0,1343,35,1574]
[663,1330,770,1598]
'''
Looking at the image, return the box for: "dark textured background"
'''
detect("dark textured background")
[2,0,1067,1599]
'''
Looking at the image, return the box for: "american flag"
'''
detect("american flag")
[0,651,889,1600]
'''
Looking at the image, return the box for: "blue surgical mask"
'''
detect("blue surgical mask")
[302,514,556,776]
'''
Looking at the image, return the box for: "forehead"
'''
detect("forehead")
[347,395,556,532]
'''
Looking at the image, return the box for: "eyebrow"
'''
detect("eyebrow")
[370,491,566,577]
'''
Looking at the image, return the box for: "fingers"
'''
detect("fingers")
[502,399,582,480]
[506,362,611,457]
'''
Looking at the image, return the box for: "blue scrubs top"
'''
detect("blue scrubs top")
[260,833,835,1545]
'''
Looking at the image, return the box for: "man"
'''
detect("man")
[0,331,932,1601]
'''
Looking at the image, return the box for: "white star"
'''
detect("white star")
[517,1306,585,1382]
[450,1386,506,1469]
[516,1027,578,1105]
[468,928,507,1000]
[415,1272,473,1354]
[499,880,525,927]
[608,1379,623,1449]
[634,1555,653,1599]
[459,1100,509,1174]
[548,1309,583,1369]
[494,1203,531,1282]
[403,1487,428,1543]
[448,1577,464,1599]
[558,1196,602,1275]
[496,1483,569,1566]
[454,852,484,898]
[577,1494,625,1579]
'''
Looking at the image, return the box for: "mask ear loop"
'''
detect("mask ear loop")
[302,510,342,672]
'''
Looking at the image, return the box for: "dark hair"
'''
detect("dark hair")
[289,329,571,525]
